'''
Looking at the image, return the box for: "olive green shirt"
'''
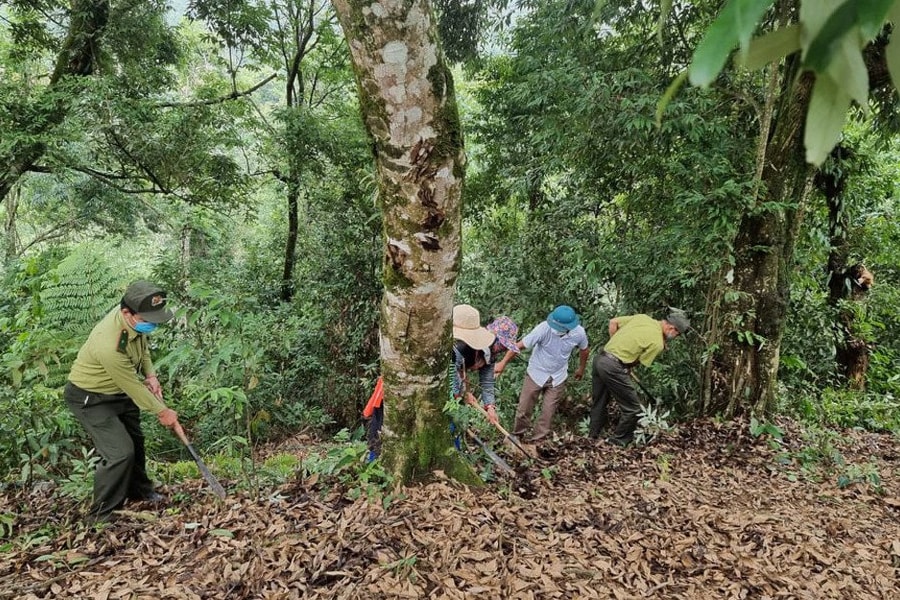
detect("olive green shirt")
[603,314,664,368]
[68,307,166,414]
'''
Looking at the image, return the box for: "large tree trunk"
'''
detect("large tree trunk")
[0,0,110,204]
[333,0,475,485]
[701,54,815,417]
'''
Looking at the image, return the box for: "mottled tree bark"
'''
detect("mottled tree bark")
[332,0,475,484]
[0,0,110,204]
[701,53,815,417]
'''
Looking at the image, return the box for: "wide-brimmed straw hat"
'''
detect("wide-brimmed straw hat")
[453,304,495,350]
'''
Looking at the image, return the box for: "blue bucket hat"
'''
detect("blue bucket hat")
[547,305,580,332]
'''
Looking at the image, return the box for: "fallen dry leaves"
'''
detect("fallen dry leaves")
[1,418,898,599]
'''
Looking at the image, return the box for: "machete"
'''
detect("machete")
[465,428,516,477]
[173,423,227,499]
[470,402,545,462]
[629,371,661,405]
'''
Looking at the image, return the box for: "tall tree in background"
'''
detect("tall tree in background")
[333,0,473,484]
[0,0,109,206]
[688,0,900,415]
[700,51,814,416]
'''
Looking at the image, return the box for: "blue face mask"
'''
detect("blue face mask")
[134,321,158,334]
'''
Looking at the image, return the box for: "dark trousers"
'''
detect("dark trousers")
[64,383,155,519]
[589,353,643,444]
[367,404,384,456]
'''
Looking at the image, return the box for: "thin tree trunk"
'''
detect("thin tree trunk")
[281,181,300,302]
[3,184,20,263]
[333,0,476,485]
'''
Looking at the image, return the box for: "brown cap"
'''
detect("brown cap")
[122,280,174,324]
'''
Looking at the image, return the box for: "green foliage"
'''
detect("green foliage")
[681,0,900,164]
[687,0,775,87]
[749,416,784,441]
[40,241,129,337]
[0,383,84,486]
[836,462,883,494]
[792,387,900,433]
[634,404,674,446]
[56,448,101,500]
[301,429,392,502]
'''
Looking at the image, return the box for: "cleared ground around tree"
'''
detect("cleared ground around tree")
[2,419,898,599]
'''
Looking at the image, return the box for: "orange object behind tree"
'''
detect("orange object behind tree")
[362,376,384,418]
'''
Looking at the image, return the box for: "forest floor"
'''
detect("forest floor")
[1,418,898,599]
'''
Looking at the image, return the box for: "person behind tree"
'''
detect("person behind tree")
[504,305,590,445]
[486,315,520,378]
[588,308,690,446]
[451,304,499,425]
[64,280,182,523]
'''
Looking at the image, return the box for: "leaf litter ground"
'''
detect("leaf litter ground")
[2,418,898,599]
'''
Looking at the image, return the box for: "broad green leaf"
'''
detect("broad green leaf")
[826,34,869,108]
[689,0,775,87]
[858,0,896,39]
[804,74,851,166]
[803,1,858,74]
[656,70,688,127]
[886,4,900,91]
[737,25,801,71]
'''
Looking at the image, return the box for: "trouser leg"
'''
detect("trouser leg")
[367,404,384,455]
[119,403,154,499]
[606,369,643,445]
[66,397,136,520]
[531,380,565,443]
[589,354,615,438]
[512,375,541,438]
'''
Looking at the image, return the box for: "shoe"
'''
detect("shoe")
[605,436,631,447]
[136,491,168,505]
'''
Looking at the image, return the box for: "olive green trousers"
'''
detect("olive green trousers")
[64,383,155,520]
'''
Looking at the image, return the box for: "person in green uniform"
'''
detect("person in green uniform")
[64,280,181,522]
[588,309,690,446]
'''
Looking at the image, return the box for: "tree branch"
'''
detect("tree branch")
[154,73,277,108]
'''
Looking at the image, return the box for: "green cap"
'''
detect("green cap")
[123,280,174,323]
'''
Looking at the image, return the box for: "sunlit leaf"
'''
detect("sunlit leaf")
[209,528,234,538]
[803,1,859,74]
[689,0,775,87]
[737,25,801,71]
[858,0,896,39]
[886,4,900,90]
[804,75,851,166]
[825,35,869,108]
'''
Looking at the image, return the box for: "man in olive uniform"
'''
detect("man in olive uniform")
[588,309,690,446]
[64,280,181,522]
